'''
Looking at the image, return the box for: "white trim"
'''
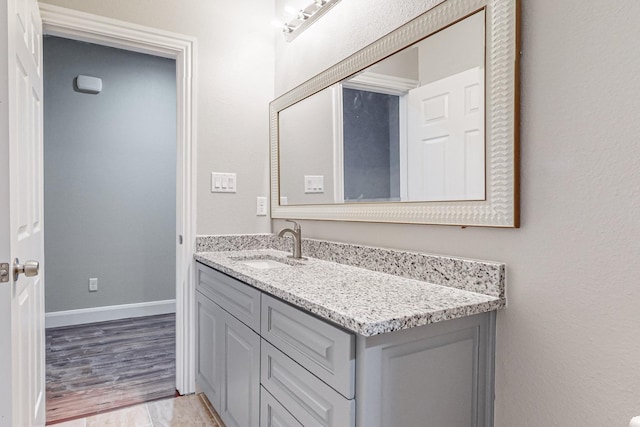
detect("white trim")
[332,84,344,203]
[45,300,177,329]
[398,94,408,201]
[39,3,198,395]
[343,71,419,96]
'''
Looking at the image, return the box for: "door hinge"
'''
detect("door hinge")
[179,235,183,245]
[0,263,9,283]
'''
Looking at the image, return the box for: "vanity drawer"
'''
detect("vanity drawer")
[196,262,261,332]
[261,294,355,398]
[261,339,355,427]
[260,386,303,427]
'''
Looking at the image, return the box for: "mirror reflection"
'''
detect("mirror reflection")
[279,10,485,206]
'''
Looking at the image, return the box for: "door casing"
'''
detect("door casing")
[39,3,198,395]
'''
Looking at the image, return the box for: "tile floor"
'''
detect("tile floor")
[51,394,224,427]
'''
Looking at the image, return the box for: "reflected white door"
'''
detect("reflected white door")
[0,0,45,425]
[407,67,484,201]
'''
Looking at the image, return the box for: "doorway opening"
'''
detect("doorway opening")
[42,35,177,423]
[40,3,197,424]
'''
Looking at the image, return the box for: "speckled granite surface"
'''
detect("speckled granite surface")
[195,236,506,336]
[196,234,275,252]
[196,234,505,299]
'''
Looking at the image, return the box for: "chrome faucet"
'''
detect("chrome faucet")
[278,220,303,259]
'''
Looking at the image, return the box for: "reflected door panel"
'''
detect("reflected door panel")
[407,67,484,201]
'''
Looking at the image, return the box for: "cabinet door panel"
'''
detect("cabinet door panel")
[196,293,222,408]
[262,295,355,398]
[220,308,260,427]
[356,312,495,427]
[260,386,303,427]
[261,339,354,427]
[196,262,261,332]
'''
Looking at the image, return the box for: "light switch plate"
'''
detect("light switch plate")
[304,175,324,193]
[211,172,237,193]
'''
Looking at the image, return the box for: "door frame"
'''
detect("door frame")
[39,3,198,395]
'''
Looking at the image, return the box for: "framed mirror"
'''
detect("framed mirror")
[270,0,519,227]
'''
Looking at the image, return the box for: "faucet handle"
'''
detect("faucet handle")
[285,219,300,231]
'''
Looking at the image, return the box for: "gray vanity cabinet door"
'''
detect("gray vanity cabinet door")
[218,306,260,427]
[196,262,261,332]
[355,312,496,427]
[196,290,260,427]
[195,293,222,409]
[261,294,355,398]
[261,339,355,427]
[260,386,303,427]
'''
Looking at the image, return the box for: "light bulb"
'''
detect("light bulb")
[284,6,298,17]
[270,19,285,29]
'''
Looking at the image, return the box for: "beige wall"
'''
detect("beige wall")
[39,0,275,235]
[274,0,640,426]
[279,86,335,205]
[368,46,419,81]
[417,9,484,85]
[36,0,640,424]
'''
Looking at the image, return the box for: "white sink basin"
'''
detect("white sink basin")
[240,259,291,270]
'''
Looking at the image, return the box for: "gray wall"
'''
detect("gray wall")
[274,0,640,425]
[44,36,176,312]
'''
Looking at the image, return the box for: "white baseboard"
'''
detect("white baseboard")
[45,299,176,328]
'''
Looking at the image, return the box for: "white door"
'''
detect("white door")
[407,67,484,201]
[0,0,45,425]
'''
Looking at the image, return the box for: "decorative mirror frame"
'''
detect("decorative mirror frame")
[270,0,520,227]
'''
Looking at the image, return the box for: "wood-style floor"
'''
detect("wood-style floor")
[46,313,176,425]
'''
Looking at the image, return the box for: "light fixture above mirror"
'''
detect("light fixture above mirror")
[270,0,520,227]
[271,0,341,41]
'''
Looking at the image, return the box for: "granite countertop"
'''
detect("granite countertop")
[195,248,505,337]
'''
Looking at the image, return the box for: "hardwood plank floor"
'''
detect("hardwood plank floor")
[46,313,176,425]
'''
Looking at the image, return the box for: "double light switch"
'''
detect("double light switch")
[304,175,324,193]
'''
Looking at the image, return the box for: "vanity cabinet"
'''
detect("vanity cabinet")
[196,264,261,427]
[260,386,303,427]
[261,294,355,398]
[196,261,496,427]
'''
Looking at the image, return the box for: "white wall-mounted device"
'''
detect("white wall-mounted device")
[75,75,102,94]
[211,172,237,193]
[256,197,268,216]
[304,175,324,193]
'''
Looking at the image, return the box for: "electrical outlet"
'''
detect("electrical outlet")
[89,278,98,292]
[256,196,268,216]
